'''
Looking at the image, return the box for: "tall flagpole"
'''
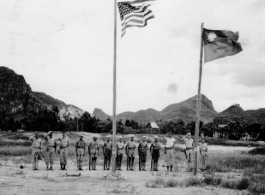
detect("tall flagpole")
[193,22,204,176]
[112,0,118,174]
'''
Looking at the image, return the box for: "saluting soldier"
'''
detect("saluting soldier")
[126,135,136,171]
[44,131,56,171]
[199,137,208,172]
[181,132,194,171]
[75,135,86,170]
[29,132,42,170]
[58,131,69,170]
[88,136,99,170]
[163,132,176,172]
[150,135,161,171]
[103,135,112,170]
[138,136,148,171]
[116,136,124,170]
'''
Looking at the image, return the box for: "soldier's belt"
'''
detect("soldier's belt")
[48,146,55,147]
[128,148,135,149]
[186,147,193,150]
[166,147,173,150]
[77,147,85,149]
[140,148,148,150]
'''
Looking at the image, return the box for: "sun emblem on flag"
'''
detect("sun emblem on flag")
[207,32,217,42]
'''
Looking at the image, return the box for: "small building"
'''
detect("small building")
[145,122,160,133]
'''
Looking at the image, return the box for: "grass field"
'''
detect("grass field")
[1,131,265,194]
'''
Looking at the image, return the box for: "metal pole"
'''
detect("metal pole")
[111,0,117,174]
[193,22,204,175]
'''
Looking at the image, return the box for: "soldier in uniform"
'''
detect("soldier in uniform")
[75,135,86,170]
[199,137,208,171]
[126,135,136,171]
[58,131,69,170]
[103,135,112,170]
[116,136,124,170]
[181,132,194,171]
[138,136,148,171]
[44,131,56,171]
[163,132,176,172]
[29,132,42,170]
[88,136,99,170]
[150,135,161,171]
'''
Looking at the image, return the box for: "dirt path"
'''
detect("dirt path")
[0,161,244,195]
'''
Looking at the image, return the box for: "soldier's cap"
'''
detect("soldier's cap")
[93,135,97,138]
[187,133,191,136]
[106,135,111,138]
[119,136,122,139]
[130,135,134,138]
[47,131,52,135]
[154,135,158,139]
[142,136,146,139]
[80,135,83,137]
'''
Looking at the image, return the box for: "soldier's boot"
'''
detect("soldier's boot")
[167,166,169,172]
[170,166,173,172]
[131,157,135,171]
[36,159,38,170]
[128,157,131,171]
[94,157,97,170]
[143,162,146,171]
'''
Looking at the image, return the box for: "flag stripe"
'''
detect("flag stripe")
[118,2,154,37]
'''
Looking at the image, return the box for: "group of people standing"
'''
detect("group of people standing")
[29,131,208,172]
[29,131,69,171]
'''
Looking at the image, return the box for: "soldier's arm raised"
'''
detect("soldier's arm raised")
[181,135,187,141]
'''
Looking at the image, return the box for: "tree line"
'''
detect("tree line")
[0,107,265,141]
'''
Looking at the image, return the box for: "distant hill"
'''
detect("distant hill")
[94,94,217,124]
[0,66,84,120]
[161,94,217,123]
[217,104,256,124]
[93,108,110,121]
[245,109,265,125]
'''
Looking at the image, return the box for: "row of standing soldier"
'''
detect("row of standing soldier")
[29,131,208,172]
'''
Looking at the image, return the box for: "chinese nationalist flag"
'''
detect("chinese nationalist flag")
[203,28,243,63]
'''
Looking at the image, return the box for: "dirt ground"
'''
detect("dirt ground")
[0,159,247,195]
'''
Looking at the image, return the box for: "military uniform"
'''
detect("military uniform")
[126,140,136,170]
[103,140,112,170]
[150,141,160,171]
[184,138,194,169]
[164,137,176,170]
[59,136,69,170]
[199,141,208,171]
[45,136,56,170]
[138,140,148,171]
[76,139,86,170]
[88,139,99,170]
[31,137,42,170]
[116,141,124,170]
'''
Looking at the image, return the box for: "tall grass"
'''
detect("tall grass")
[206,153,265,173]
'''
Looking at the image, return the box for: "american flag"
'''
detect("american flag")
[118,2,155,37]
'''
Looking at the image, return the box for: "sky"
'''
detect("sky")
[1,0,265,115]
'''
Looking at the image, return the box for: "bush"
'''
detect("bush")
[204,175,222,186]
[249,147,265,155]
[185,176,204,187]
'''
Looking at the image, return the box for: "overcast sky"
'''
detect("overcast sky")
[1,0,265,115]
